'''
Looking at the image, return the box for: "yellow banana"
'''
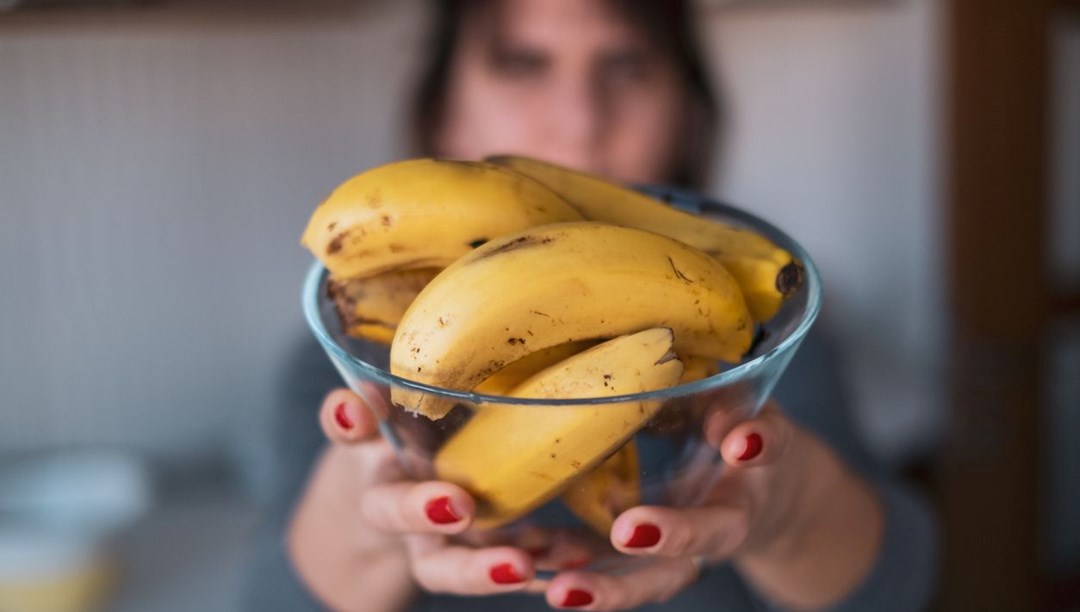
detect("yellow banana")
[390,222,753,419]
[560,442,641,536]
[434,328,684,530]
[702,253,800,325]
[680,354,721,384]
[560,353,719,535]
[301,158,583,279]
[486,155,802,321]
[474,340,598,396]
[474,339,643,534]
[328,268,441,344]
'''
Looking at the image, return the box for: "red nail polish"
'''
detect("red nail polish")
[424,496,461,524]
[334,403,354,430]
[490,563,524,584]
[625,523,661,548]
[738,433,763,461]
[562,589,594,607]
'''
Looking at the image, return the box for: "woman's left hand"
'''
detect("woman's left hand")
[543,402,885,610]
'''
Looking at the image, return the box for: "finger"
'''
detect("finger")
[515,525,554,557]
[360,480,475,535]
[718,402,794,467]
[609,505,749,560]
[545,557,701,610]
[406,535,534,595]
[319,387,379,445]
[700,400,750,451]
[534,538,596,573]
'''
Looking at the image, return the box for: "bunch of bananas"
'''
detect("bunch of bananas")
[302,156,802,532]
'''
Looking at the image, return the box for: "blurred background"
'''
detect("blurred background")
[0,0,1076,609]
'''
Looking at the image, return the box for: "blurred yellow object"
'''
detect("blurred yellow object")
[0,563,115,612]
[0,451,150,612]
[0,529,116,612]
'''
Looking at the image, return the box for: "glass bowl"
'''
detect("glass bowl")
[301,185,821,576]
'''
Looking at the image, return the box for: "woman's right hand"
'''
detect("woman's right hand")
[286,387,537,612]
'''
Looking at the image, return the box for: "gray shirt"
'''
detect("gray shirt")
[243,325,937,611]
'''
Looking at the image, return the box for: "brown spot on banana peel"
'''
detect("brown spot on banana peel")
[667,256,692,283]
[476,360,506,380]
[777,261,804,295]
[471,235,556,261]
[367,189,383,208]
[468,238,488,248]
[326,231,348,255]
[327,279,359,328]
[326,279,350,302]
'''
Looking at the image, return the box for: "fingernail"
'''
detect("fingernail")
[738,433,763,461]
[334,402,354,430]
[562,589,594,607]
[424,496,461,524]
[489,563,525,584]
[625,523,661,548]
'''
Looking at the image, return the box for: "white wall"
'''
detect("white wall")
[0,3,427,468]
[707,0,944,462]
[0,0,944,471]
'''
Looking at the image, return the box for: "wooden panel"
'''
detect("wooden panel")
[943,0,1051,608]
[1052,290,1080,315]
[1048,572,1080,611]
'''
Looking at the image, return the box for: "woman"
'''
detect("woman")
[245,0,937,610]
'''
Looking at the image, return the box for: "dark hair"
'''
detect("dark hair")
[409,0,721,189]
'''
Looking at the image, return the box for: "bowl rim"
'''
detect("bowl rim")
[301,187,822,406]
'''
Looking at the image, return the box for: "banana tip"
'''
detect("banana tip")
[776,262,803,296]
[654,349,680,366]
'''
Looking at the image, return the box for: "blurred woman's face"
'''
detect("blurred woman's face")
[434,0,686,185]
